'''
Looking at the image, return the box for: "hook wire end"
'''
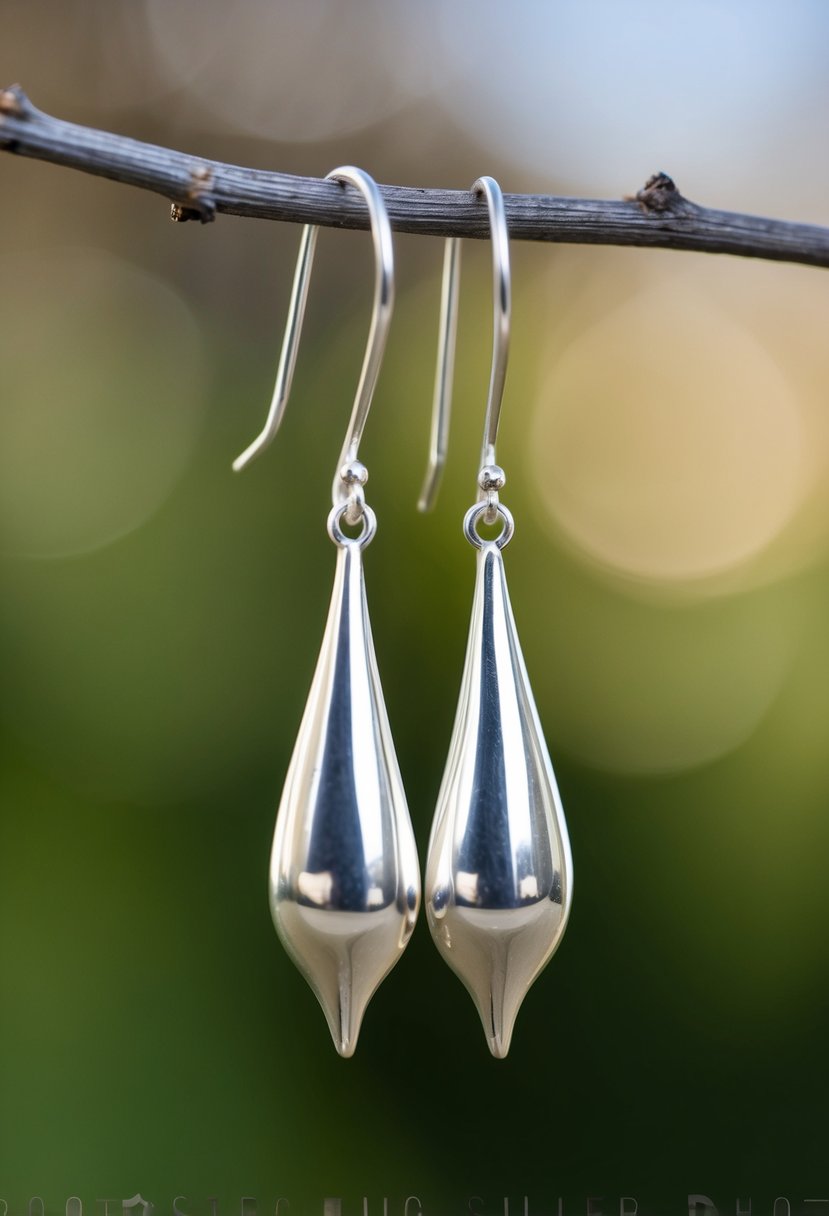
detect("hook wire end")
[232,426,276,473]
[417,236,461,512]
[417,459,444,513]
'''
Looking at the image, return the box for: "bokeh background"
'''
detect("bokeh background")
[3,2,829,1213]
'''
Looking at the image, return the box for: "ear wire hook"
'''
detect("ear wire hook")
[417,176,511,519]
[232,166,395,522]
[417,235,461,513]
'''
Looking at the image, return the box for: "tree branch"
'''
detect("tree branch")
[2,84,829,269]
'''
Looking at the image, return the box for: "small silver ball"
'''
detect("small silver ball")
[340,460,369,487]
[478,464,506,492]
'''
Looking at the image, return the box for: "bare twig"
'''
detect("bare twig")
[2,85,829,268]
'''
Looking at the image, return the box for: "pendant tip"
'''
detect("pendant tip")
[476,982,517,1059]
[321,982,366,1059]
[483,1009,514,1059]
[487,1035,511,1060]
[325,1014,361,1058]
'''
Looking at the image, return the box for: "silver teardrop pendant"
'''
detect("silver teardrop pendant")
[270,504,420,1057]
[426,503,573,1058]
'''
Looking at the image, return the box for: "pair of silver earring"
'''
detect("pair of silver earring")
[234,167,573,1059]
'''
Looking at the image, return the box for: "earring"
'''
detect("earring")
[234,167,420,1057]
[421,177,573,1058]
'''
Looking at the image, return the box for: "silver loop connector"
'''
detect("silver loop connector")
[478,463,506,525]
[340,459,369,525]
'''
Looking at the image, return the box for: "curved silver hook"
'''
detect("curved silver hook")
[417,235,460,512]
[418,175,511,512]
[232,166,395,513]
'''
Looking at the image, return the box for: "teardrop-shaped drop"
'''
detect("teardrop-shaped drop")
[426,539,573,1058]
[270,530,420,1057]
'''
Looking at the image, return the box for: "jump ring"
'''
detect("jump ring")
[463,501,514,550]
[327,501,377,549]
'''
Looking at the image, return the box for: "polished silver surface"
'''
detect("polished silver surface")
[418,176,511,513]
[270,505,420,1057]
[478,464,506,494]
[232,165,395,518]
[422,175,572,1054]
[426,503,573,1058]
[472,176,511,488]
[235,170,417,1053]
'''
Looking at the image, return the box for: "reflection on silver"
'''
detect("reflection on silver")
[233,166,413,1054]
[426,503,573,1058]
[270,505,420,1057]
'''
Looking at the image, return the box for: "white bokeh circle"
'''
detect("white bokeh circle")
[529,282,805,584]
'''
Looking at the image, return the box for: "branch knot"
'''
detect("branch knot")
[0,85,26,119]
[633,171,688,214]
[171,164,216,224]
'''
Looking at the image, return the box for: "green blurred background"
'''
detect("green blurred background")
[3,3,829,1213]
